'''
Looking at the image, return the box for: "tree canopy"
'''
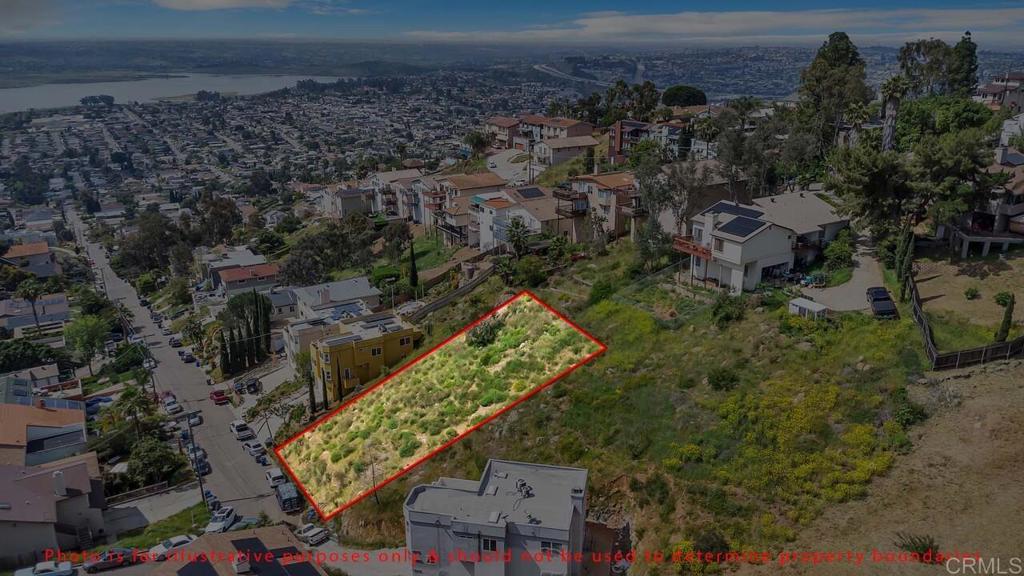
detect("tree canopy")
[661,85,707,107]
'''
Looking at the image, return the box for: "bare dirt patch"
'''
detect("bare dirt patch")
[914,250,1024,326]
[738,361,1024,576]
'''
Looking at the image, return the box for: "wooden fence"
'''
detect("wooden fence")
[405,264,495,324]
[906,275,1024,370]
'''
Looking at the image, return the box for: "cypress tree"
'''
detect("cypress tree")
[995,293,1015,343]
[409,242,419,288]
[219,329,230,374]
[899,239,914,303]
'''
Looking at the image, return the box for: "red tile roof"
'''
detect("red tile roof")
[4,242,49,259]
[218,263,281,284]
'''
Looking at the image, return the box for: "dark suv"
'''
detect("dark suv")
[866,287,898,319]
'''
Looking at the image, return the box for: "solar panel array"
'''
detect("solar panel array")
[717,216,766,238]
[518,187,546,199]
[701,201,764,219]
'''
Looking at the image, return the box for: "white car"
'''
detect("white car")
[296,523,330,546]
[185,443,207,462]
[242,441,266,457]
[143,358,156,370]
[163,399,183,415]
[229,420,254,440]
[204,506,238,534]
[266,467,287,488]
[148,534,195,561]
[187,412,203,427]
[13,561,75,576]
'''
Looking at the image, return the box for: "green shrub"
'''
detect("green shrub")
[824,229,855,272]
[963,286,979,300]
[707,366,739,391]
[467,317,505,348]
[892,387,927,427]
[514,255,547,287]
[588,278,615,305]
[711,292,745,328]
[894,533,940,563]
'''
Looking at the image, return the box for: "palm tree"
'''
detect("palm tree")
[881,75,910,152]
[115,384,153,439]
[505,217,531,259]
[844,101,870,148]
[15,278,45,329]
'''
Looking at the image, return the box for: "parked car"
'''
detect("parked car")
[143,358,156,370]
[866,286,899,319]
[230,419,255,440]
[14,561,76,576]
[266,467,287,488]
[242,441,266,457]
[163,398,183,415]
[181,352,195,363]
[209,390,229,405]
[193,458,211,476]
[246,378,261,394]
[187,412,203,427]
[148,535,195,561]
[169,337,182,347]
[203,506,238,534]
[83,548,134,573]
[161,327,173,336]
[295,523,330,546]
[186,443,207,462]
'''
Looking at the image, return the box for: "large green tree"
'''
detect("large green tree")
[65,315,111,376]
[948,32,979,96]
[661,85,707,107]
[797,32,872,156]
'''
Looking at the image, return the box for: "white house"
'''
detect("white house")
[404,459,587,576]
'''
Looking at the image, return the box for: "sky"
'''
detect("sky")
[4,0,1024,48]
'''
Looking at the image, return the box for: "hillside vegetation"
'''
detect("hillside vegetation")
[330,243,930,554]
[279,293,602,514]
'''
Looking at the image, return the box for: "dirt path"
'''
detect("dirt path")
[801,237,883,311]
[738,360,1024,576]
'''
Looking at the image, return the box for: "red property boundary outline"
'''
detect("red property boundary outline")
[273,290,607,521]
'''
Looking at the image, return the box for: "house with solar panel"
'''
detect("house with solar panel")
[467,186,579,253]
[404,459,587,576]
[674,192,847,293]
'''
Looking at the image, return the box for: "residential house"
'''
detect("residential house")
[0,403,87,468]
[976,72,1024,112]
[470,186,577,252]
[434,173,507,247]
[292,277,382,318]
[267,288,298,322]
[310,312,421,404]
[0,454,107,568]
[284,300,372,362]
[322,185,375,220]
[404,459,587,576]
[0,292,70,332]
[284,277,383,363]
[3,242,61,278]
[533,136,599,167]
[945,146,1024,257]
[672,194,847,293]
[516,115,594,149]
[608,119,687,165]
[216,263,280,297]
[368,168,423,215]
[197,246,267,288]
[568,172,637,239]
[485,116,521,150]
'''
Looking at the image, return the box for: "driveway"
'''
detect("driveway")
[70,211,294,526]
[801,238,883,311]
[487,148,544,185]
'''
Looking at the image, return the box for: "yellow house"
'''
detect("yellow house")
[311,312,421,405]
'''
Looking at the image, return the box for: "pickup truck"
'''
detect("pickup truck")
[866,287,898,319]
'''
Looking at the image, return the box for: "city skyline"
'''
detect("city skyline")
[5,0,1024,48]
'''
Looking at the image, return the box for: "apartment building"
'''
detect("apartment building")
[434,173,507,247]
[283,277,383,363]
[404,459,587,576]
[310,312,421,405]
[368,168,424,215]
[568,172,637,239]
[516,115,594,148]
[321,185,375,219]
[469,186,577,252]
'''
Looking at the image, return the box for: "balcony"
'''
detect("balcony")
[553,187,586,201]
[621,199,647,217]
[435,220,467,240]
[672,235,711,259]
[556,204,588,218]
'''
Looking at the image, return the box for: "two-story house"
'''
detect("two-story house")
[568,172,636,239]
[485,117,521,150]
[368,168,424,215]
[434,173,508,247]
[946,146,1024,257]
[515,116,594,150]
[404,460,587,576]
[216,263,280,298]
[608,119,687,165]
[2,242,61,278]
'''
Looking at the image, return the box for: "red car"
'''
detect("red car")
[209,390,229,405]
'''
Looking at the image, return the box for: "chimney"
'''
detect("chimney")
[52,470,67,497]
[997,146,1009,165]
[319,288,330,306]
[708,211,719,231]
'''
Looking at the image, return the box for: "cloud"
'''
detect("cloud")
[0,0,58,36]
[153,0,293,10]
[405,7,1024,47]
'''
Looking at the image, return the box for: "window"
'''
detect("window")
[541,541,562,554]
[343,368,352,379]
[371,347,383,357]
[694,228,703,242]
[400,337,411,346]
[482,538,497,552]
[323,369,331,382]
[321,353,329,363]
[713,238,724,252]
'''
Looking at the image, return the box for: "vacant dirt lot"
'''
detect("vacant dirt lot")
[738,360,1024,576]
[914,249,1024,326]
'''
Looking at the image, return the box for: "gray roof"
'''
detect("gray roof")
[751,191,846,236]
[405,459,587,531]
[292,277,381,311]
[267,289,297,308]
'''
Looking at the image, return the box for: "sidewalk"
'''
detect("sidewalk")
[103,482,202,536]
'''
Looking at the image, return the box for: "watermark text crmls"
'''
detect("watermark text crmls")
[947,557,1023,575]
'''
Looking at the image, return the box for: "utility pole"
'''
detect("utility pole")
[185,413,208,507]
